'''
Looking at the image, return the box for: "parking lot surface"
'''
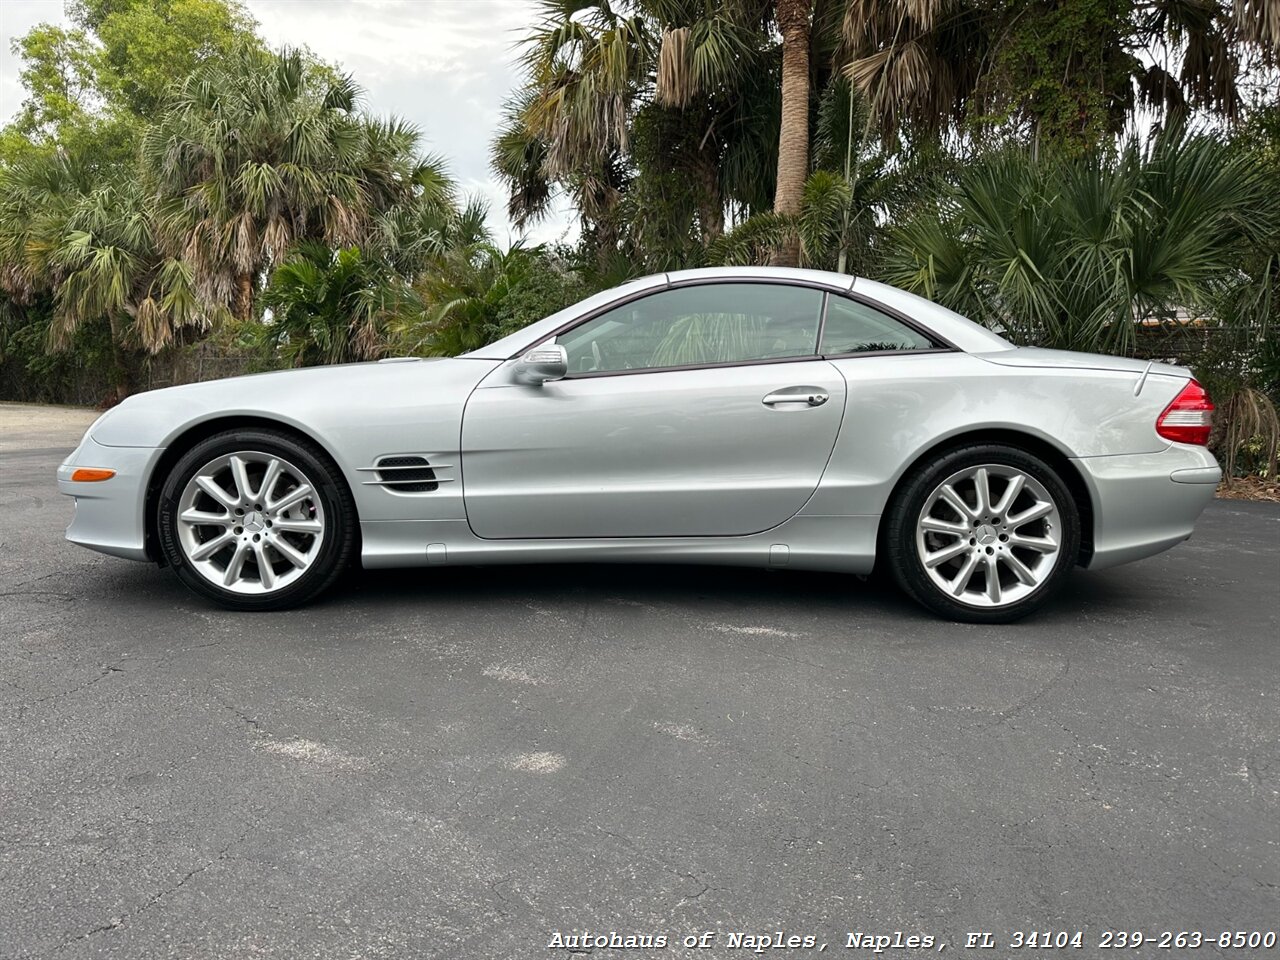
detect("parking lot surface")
[2,402,1278,958]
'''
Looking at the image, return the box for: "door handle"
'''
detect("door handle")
[762,390,829,407]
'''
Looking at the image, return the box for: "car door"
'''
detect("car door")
[460,281,848,540]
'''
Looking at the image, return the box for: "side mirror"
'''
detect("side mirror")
[513,344,568,385]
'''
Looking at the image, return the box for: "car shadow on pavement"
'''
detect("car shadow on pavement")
[63,550,1165,628]
[333,560,1147,627]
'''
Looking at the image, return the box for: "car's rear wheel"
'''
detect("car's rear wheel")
[885,444,1080,623]
[156,429,356,611]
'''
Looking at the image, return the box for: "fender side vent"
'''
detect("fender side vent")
[375,456,438,493]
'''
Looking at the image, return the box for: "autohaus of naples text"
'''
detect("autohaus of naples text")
[545,930,940,951]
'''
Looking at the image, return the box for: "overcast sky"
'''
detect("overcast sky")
[0,0,578,245]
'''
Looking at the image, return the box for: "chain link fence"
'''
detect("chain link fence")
[0,342,275,408]
[1130,321,1250,368]
[139,343,272,392]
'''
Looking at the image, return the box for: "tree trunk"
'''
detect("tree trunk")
[106,313,135,404]
[591,218,620,273]
[770,0,812,268]
[698,150,724,243]
[233,271,255,321]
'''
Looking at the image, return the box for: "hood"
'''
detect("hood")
[87,355,496,448]
[137,356,446,397]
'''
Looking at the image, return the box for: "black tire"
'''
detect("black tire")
[156,428,357,611]
[884,443,1080,623]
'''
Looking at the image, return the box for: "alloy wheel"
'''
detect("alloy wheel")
[174,451,326,595]
[914,463,1062,608]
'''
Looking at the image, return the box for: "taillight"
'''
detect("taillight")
[1156,380,1214,445]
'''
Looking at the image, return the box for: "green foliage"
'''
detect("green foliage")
[975,0,1138,153]
[715,48,781,219]
[496,0,784,264]
[400,245,591,357]
[0,143,209,372]
[0,293,118,403]
[4,0,264,155]
[263,243,415,367]
[260,196,493,367]
[613,104,713,271]
[6,24,101,141]
[2,0,1278,466]
[881,133,1278,354]
[91,0,261,117]
[142,46,443,321]
[488,247,596,342]
[1259,331,1280,400]
[709,91,945,277]
[0,2,479,402]
[0,0,266,399]
[842,0,1271,150]
[708,211,795,266]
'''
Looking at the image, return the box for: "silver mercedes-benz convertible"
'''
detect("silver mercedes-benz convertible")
[57,266,1220,622]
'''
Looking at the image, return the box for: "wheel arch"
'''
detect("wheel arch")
[877,428,1095,566]
[143,415,359,565]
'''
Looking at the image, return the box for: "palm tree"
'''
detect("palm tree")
[839,0,987,140]
[880,133,1277,354]
[493,0,651,253]
[262,242,417,367]
[142,47,444,323]
[881,132,1280,471]
[649,0,775,240]
[0,147,207,398]
[262,194,490,367]
[771,0,813,266]
[840,0,1278,149]
[405,244,544,357]
[709,75,939,272]
[496,0,787,259]
[491,88,556,232]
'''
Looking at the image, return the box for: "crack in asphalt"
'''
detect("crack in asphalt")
[676,882,711,906]
[16,662,127,719]
[23,822,259,959]
[0,590,76,601]
[975,653,1072,730]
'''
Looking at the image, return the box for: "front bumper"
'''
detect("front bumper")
[1072,444,1220,570]
[57,437,164,562]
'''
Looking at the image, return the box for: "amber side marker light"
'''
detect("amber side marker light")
[70,468,116,482]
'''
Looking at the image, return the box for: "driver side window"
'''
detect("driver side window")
[556,283,824,374]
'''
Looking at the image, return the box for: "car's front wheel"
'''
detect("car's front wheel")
[156,429,356,611]
[884,444,1080,623]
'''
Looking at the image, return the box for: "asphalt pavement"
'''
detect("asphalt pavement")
[2,402,1278,959]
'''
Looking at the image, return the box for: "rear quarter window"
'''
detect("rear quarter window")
[821,296,936,355]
